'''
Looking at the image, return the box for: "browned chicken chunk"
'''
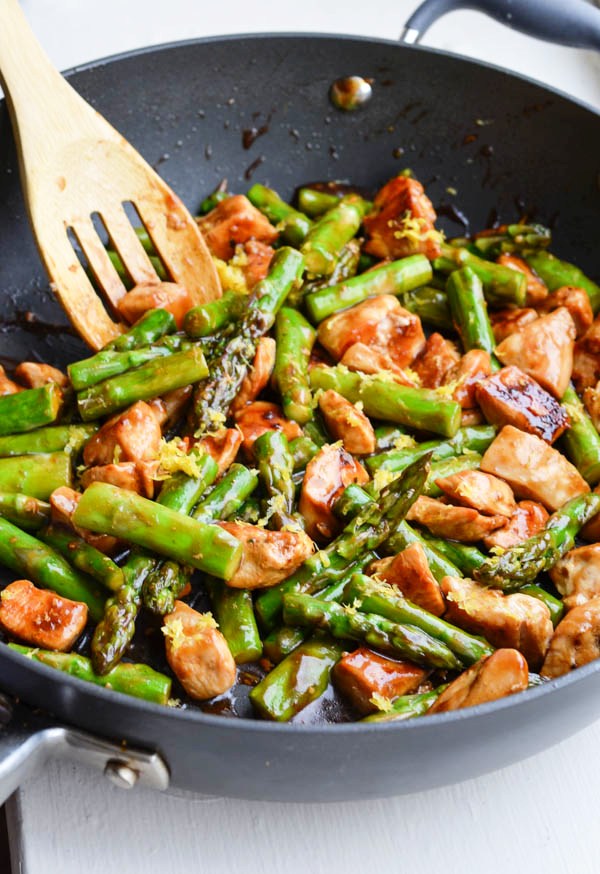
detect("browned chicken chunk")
[0,365,21,396]
[339,344,419,385]
[50,486,120,555]
[572,342,600,392]
[369,543,445,616]
[413,332,460,389]
[0,579,87,652]
[234,401,303,454]
[461,409,485,427]
[230,336,276,416]
[578,314,600,355]
[541,598,600,678]
[480,425,589,511]
[496,254,548,305]
[495,308,576,399]
[163,600,236,700]
[333,647,428,714]
[238,240,275,289]
[475,366,570,443]
[83,401,162,467]
[148,385,193,429]
[197,194,278,261]
[435,469,516,517]
[482,500,549,550]
[299,442,368,541]
[117,281,194,329]
[14,362,69,389]
[406,496,506,542]
[363,176,441,261]
[447,349,492,408]
[80,460,157,498]
[429,649,528,714]
[195,428,242,476]
[441,576,553,669]
[538,285,593,338]
[217,521,314,589]
[490,307,538,344]
[318,390,376,455]
[317,295,425,370]
[549,544,600,609]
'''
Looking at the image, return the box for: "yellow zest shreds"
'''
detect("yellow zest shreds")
[112,444,122,464]
[392,435,417,451]
[434,379,461,399]
[314,550,331,569]
[354,400,364,412]
[156,438,207,480]
[257,493,289,528]
[489,545,506,556]
[446,186,458,196]
[388,212,444,246]
[23,648,40,659]
[162,612,218,652]
[0,588,15,601]
[342,603,358,616]
[403,367,422,386]
[212,256,248,295]
[64,426,93,454]
[370,693,394,713]
[230,244,249,268]
[167,698,183,708]
[564,402,585,426]
[372,468,398,493]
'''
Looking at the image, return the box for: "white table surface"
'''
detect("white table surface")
[5,2,600,872]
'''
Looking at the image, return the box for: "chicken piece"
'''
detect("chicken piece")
[0,365,22,396]
[480,425,589,511]
[217,521,314,589]
[195,428,242,476]
[496,254,548,305]
[318,390,376,455]
[234,401,303,454]
[163,600,236,700]
[461,408,485,427]
[435,469,516,518]
[0,579,87,652]
[238,240,275,289]
[495,308,576,399]
[583,382,600,433]
[369,543,446,616]
[482,500,549,550]
[447,349,492,408]
[549,544,600,610]
[579,315,600,355]
[230,337,276,416]
[317,295,426,369]
[197,194,278,261]
[117,281,194,329]
[406,496,506,542]
[541,597,600,679]
[14,362,69,389]
[50,486,120,555]
[538,286,593,338]
[83,401,162,467]
[80,460,157,498]
[298,442,369,542]
[572,342,600,392]
[413,333,461,389]
[490,307,538,344]
[429,649,528,714]
[475,366,569,444]
[148,385,193,429]
[339,343,419,385]
[363,175,442,261]
[333,647,427,715]
[441,576,553,669]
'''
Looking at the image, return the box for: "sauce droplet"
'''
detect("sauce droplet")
[329,76,373,112]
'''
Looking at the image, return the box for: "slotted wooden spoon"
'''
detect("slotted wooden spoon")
[0,0,221,349]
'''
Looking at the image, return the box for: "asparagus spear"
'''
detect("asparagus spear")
[361,688,445,723]
[560,384,600,485]
[254,431,297,530]
[525,251,600,314]
[142,559,189,616]
[193,247,305,432]
[9,644,171,705]
[192,464,259,523]
[104,308,176,352]
[419,531,486,575]
[68,339,190,391]
[77,346,208,421]
[474,492,600,589]
[156,454,220,513]
[434,242,527,307]
[383,521,462,582]
[106,249,168,285]
[472,223,551,259]
[520,585,565,626]
[425,453,483,496]
[198,186,229,215]
[39,525,124,592]
[396,286,452,331]
[301,194,368,277]
[0,517,105,620]
[0,424,96,458]
[73,483,242,580]
[446,266,497,357]
[310,365,461,438]
[305,255,432,322]
[299,239,361,307]
[344,574,493,665]
[282,593,461,669]
[0,492,50,530]
[373,424,410,452]
[297,187,342,217]
[333,484,376,523]
[183,290,247,338]
[0,383,63,436]
[247,183,312,247]
[288,436,319,472]
[255,454,431,629]
[273,307,316,424]
[367,424,496,473]
[249,638,344,721]
[0,453,72,500]
[206,579,263,664]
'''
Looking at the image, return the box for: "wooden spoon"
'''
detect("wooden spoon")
[0,0,221,349]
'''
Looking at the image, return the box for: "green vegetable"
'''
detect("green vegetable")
[273,307,316,424]
[0,383,62,435]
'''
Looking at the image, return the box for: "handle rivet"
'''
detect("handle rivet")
[104,759,139,790]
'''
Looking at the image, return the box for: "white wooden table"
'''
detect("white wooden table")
[5,2,600,872]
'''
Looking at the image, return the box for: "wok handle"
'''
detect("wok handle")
[0,693,169,804]
[401,0,600,51]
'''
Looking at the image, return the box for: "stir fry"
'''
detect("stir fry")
[1,170,600,724]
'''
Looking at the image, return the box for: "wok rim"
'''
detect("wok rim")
[1,31,599,739]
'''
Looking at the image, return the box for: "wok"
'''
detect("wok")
[0,0,599,804]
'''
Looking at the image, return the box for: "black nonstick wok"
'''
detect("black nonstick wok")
[0,0,599,803]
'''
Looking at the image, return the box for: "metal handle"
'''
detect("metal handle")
[401,0,600,50]
[0,693,169,804]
